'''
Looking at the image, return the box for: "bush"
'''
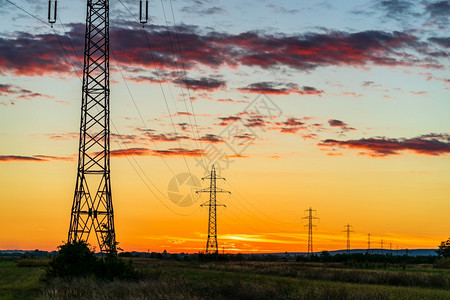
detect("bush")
[43,241,138,282]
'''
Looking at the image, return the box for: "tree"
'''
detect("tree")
[44,240,138,281]
[436,238,450,258]
[44,240,98,280]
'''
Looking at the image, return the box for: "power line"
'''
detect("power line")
[3,0,49,26]
[117,0,205,183]
[167,0,208,169]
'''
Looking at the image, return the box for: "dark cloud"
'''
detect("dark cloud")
[376,0,419,21]
[428,37,450,48]
[266,4,299,14]
[0,154,72,162]
[140,130,189,142]
[181,5,226,16]
[245,115,267,128]
[0,23,441,77]
[153,148,204,157]
[218,115,241,126]
[0,83,51,100]
[196,134,223,143]
[178,122,189,131]
[328,119,356,131]
[275,117,306,134]
[172,76,226,91]
[109,147,204,157]
[0,29,82,76]
[132,73,226,92]
[0,155,44,162]
[110,148,150,157]
[238,81,324,95]
[319,134,450,157]
[425,0,450,26]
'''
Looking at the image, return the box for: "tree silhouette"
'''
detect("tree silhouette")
[436,238,450,258]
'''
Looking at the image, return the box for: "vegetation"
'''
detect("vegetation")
[2,253,450,299]
[43,240,137,281]
[437,238,450,258]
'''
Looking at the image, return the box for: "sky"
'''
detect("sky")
[0,0,449,254]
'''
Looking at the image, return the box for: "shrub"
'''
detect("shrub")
[43,240,138,282]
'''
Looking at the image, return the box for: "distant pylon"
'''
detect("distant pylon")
[68,0,116,254]
[302,207,319,256]
[197,165,230,254]
[368,233,371,254]
[343,224,354,254]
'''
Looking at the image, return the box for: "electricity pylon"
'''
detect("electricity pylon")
[302,207,319,256]
[67,0,116,254]
[343,224,354,254]
[197,165,230,254]
[367,233,371,254]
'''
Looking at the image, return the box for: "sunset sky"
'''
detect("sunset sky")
[0,0,449,254]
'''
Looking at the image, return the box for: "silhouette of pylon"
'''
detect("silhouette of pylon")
[196,165,230,254]
[343,224,354,254]
[68,0,116,254]
[302,207,319,256]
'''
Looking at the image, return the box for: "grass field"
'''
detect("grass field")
[2,257,450,299]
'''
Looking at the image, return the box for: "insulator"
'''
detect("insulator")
[48,0,57,26]
[139,0,148,25]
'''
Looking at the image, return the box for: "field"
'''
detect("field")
[2,257,450,299]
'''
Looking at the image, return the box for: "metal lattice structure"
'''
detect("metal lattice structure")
[68,0,115,254]
[343,224,354,254]
[302,207,318,256]
[197,165,230,254]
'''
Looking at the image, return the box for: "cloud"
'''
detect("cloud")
[153,148,204,157]
[181,5,226,16]
[196,134,223,144]
[376,0,419,22]
[0,155,44,162]
[0,23,442,77]
[428,37,450,48]
[425,0,450,26]
[109,147,205,157]
[109,148,150,157]
[238,82,324,95]
[328,119,356,131]
[0,29,82,76]
[266,4,299,14]
[132,73,226,92]
[319,134,450,157]
[0,154,73,162]
[46,132,79,141]
[0,83,52,100]
[142,131,189,143]
[218,115,241,126]
[275,117,306,134]
[244,115,267,128]
[172,76,226,91]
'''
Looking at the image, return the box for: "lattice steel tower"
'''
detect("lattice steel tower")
[197,165,230,254]
[302,207,318,256]
[343,224,354,254]
[68,0,115,254]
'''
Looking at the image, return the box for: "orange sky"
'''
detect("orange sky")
[0,1,449,253]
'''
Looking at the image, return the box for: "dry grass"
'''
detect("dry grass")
[196,261,450,289]
[3,257,450,299]
[38,259,450,300]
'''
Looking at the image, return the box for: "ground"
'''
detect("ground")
[1,256,450,299]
